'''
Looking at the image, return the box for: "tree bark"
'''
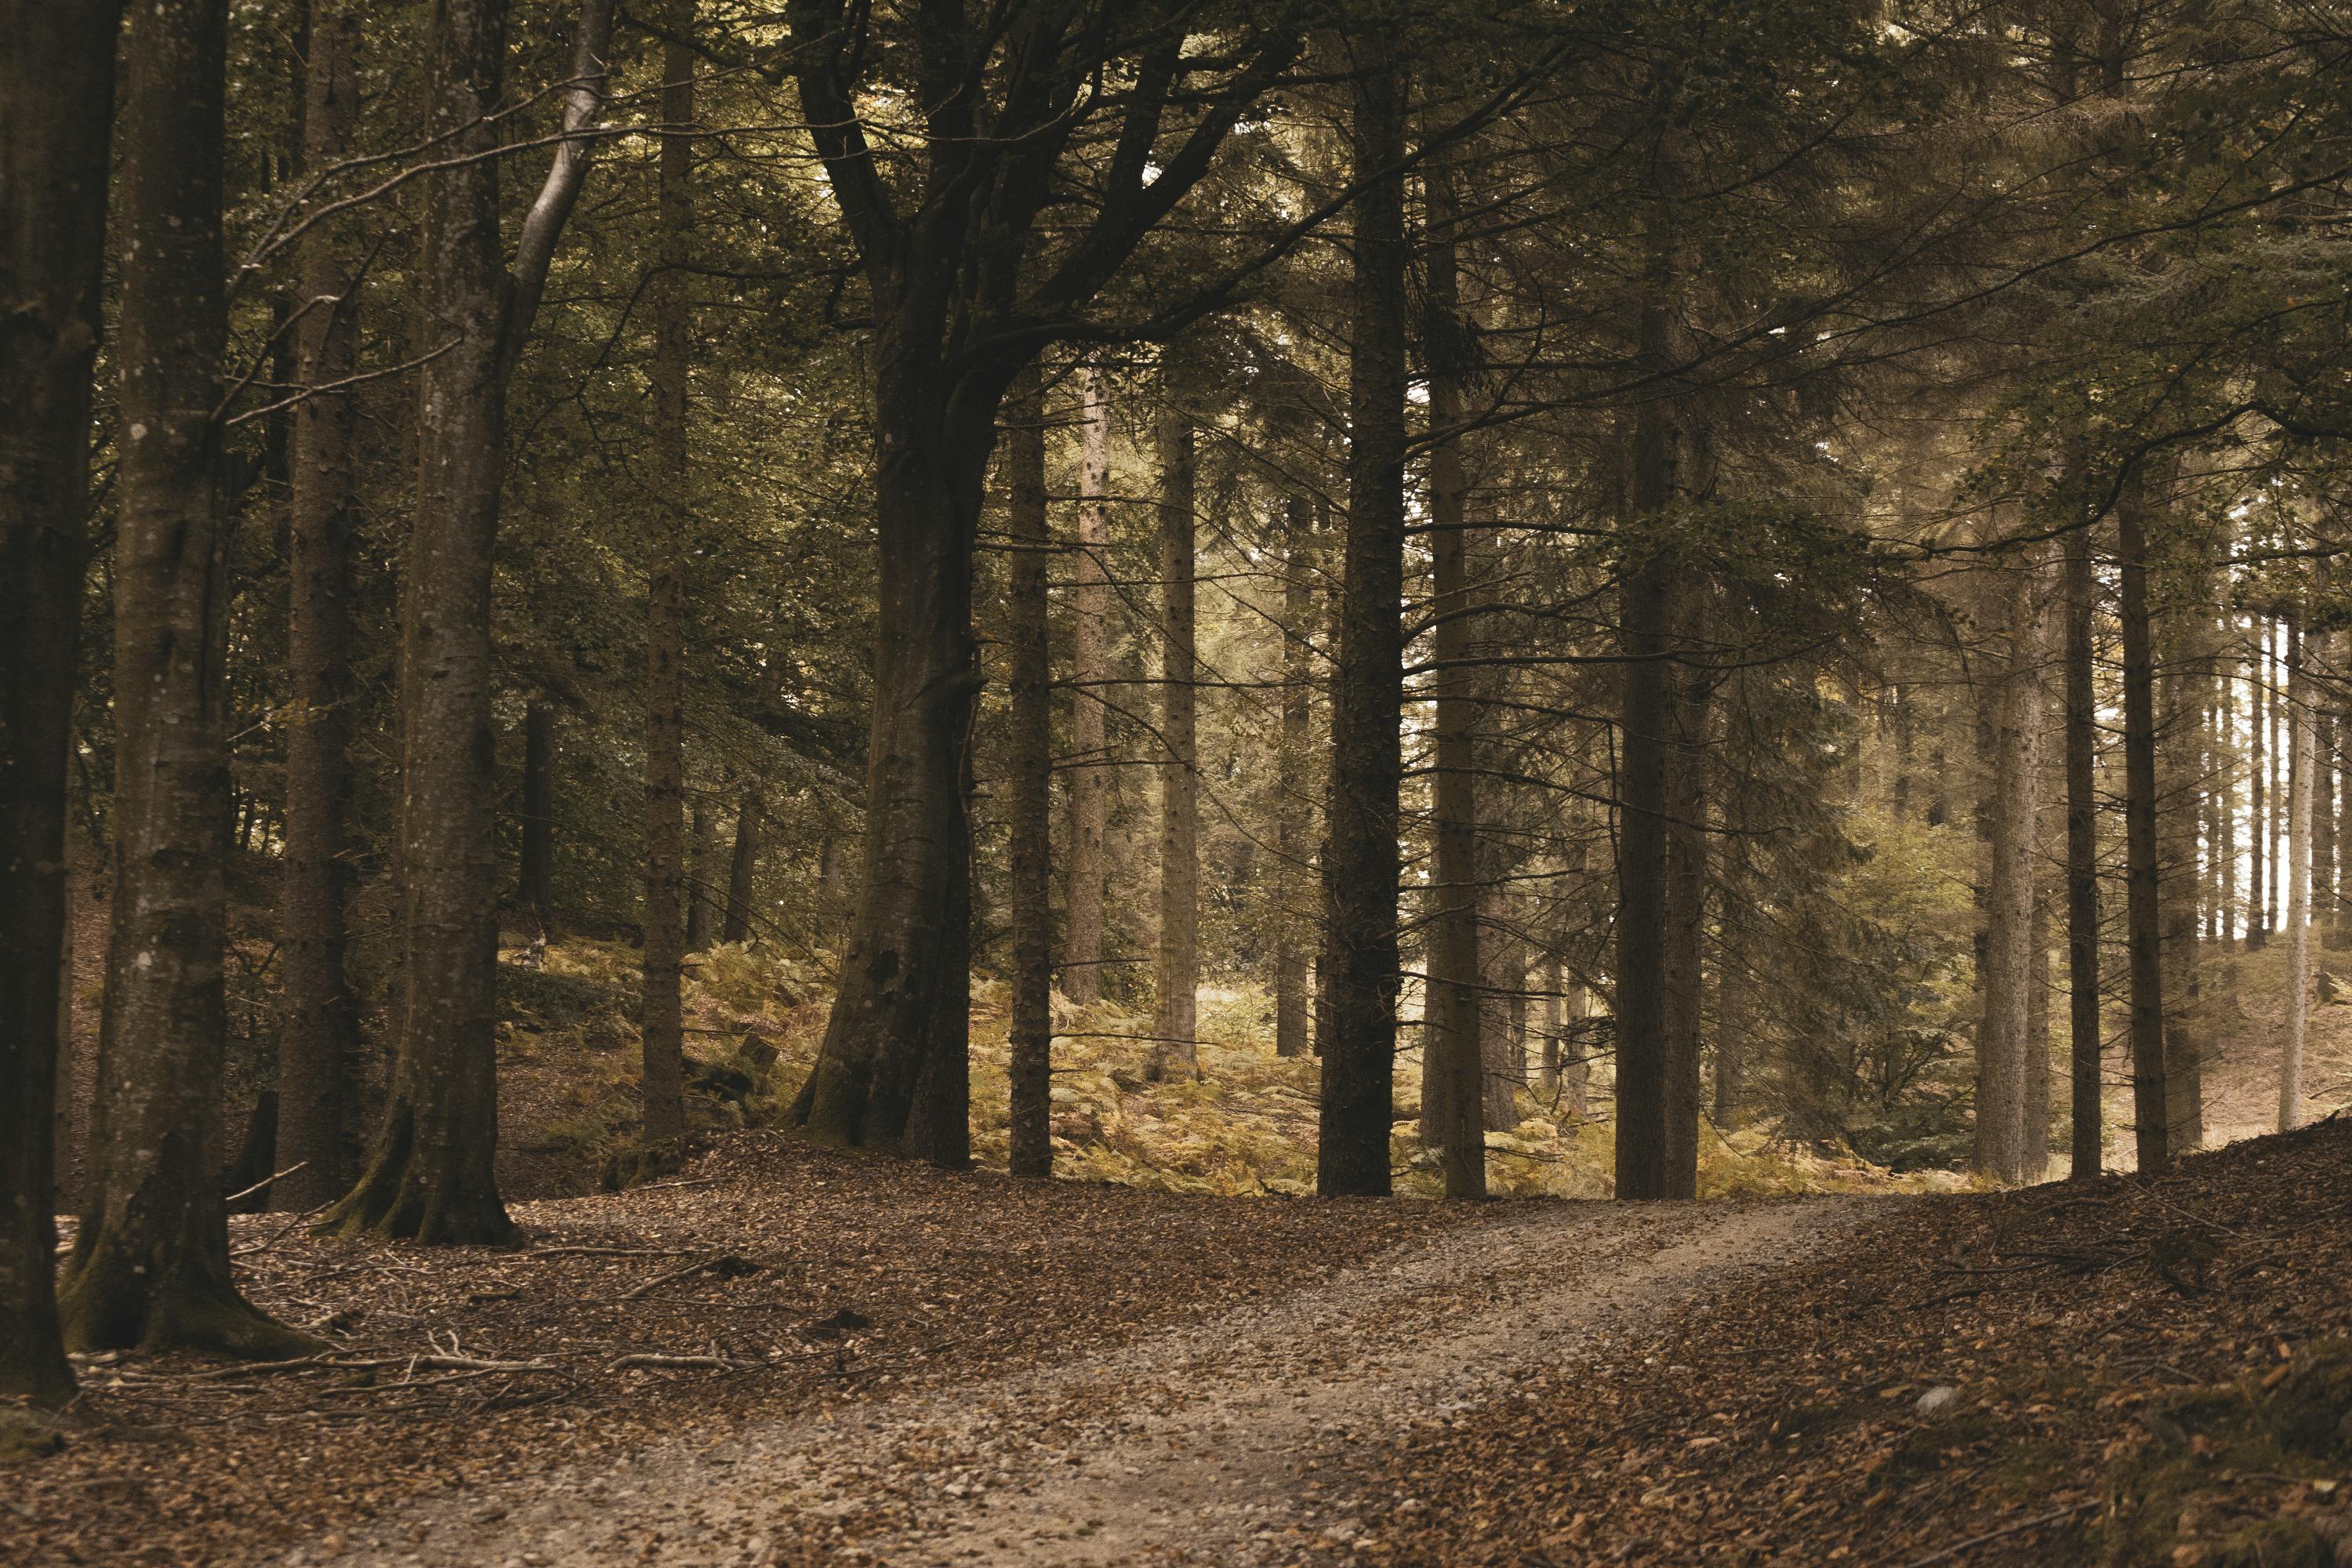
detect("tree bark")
[685,800,718,949]
[1423,147,1484,1197]
[1973,564,2050,1182]
[2283,613,2313,1131]
[722,791,762,944]
[1660,633,1710,1196]
[274,0,363,1215]
[789,349,987,1157]
[1713,838,1751,1128]
[1613,299,1695,1200]
[1004,368,1054,1178]
[61,0,314,1358]
[2115,474,2171,1172]
[326,0,613,1244]
[520,699,556,924]
[1065,366,1112,1007]
[0,0,122,1406]
[1149,394,1199,1081]
[638,18,695,1145]
[1273,496,1316,1060]
[1314,27,1408,1198]
[2062,517,2103,1179]
[2250,627,2269,949]
[2159,619,2205,1156]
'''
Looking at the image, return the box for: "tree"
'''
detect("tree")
[2061,506,2103,1178]
[59,0,315,1357]
[1003,366,1054,1178]
[721,791,762,945]
[1423,144,1486,1199]
[2116,470,2172,1172]
[639,12,697,1145]
[274,0,365,1217]
[325,0,616,1243]
[1272,495,1318,1061]
[2282,598,2314,1130]
[1315,21,1410,1198]
[779,0,1298,1156]
[1065,365,1112,1007]
[1149,387,1200,1082]
[1972,557,2052,1182]
[0,0,123,1406]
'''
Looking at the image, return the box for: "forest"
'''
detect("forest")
[5,0,2352,1564]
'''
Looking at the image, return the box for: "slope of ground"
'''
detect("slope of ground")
[4,1138,1469,1568]
[280,1198,1860,1567]
[1334,1115,2352,1567]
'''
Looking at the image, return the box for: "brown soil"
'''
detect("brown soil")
[7,1135,1470,1568]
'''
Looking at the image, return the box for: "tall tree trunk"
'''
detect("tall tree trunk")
[2258,620,2277,945]
[1149,394,1199,1081]
[2062,517,2103,1179]
[1714,837,1751,1128]
[1064,366,1112,1006]
[638,20,695,1145]
[2116,474,2171,1172]
[2160,623,2205,1156]
[1315,28,1408,1197]
[1004,368,1053,1178]
[722,791,762,944]
[790,350,989,1159]
[1660,631,1711,1196]
[2332,636,2352,952]
[2314,695,2335,953]
[61,0,313,1358]
[1424,147,1483,1196]
[2282,613,2313,1130]
[0,0,122,1406]
[326,0,613,1243]
[1273,496,1316,1060]
[2250,628,2269,949]
[274,0,363,1215]
[685,800,718,949]
[519,699,556,924]
[1479,884,1525,1137]
[1613,274,1695,1200]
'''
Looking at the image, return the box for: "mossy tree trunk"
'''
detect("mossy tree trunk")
[61,0,315,1359]
[325,0,613,1245]
[722,791,761,944]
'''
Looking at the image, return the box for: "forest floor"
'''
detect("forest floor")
[12,1120,2352,1567]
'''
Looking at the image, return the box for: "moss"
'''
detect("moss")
[2268,1340,2352,1458]
[2100,1351,2352,1566]
[0,1408,67,1463]
[600,1134,706,1192]
[2208,1518,2336,1568]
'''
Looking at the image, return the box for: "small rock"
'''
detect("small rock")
[1915,1385,1961,1418]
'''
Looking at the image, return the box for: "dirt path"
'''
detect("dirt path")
[283,1198,1869,1568]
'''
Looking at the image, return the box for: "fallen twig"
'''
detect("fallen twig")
[230,1199,336,1258]
[605,1353,757,1372]
[1895,1501,2101,1567]
[223,1160,310,1207]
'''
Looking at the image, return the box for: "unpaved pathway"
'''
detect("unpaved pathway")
[285,1198,1867,1568]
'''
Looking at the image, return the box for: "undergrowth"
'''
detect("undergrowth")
[499,937,1973,1200]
